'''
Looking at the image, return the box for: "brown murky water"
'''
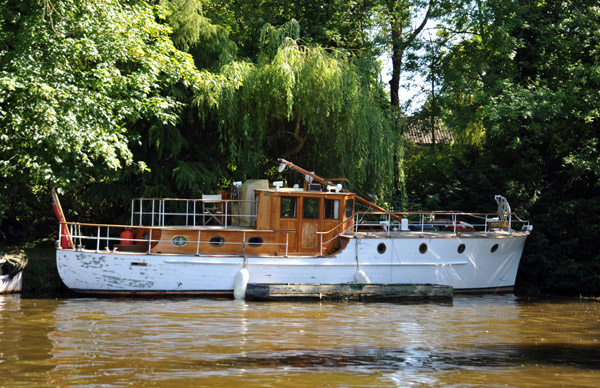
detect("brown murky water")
[0,294,598,387]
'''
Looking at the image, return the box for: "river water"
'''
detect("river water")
[0,294,598,387]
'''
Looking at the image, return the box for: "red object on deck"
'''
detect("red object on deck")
[120,229,134,245]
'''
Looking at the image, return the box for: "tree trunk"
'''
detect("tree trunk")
[280,113,306,160]
[389,14,403,108]
[387,0,435,108]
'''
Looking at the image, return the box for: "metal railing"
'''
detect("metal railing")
[352,210,531,237]
[316,219,356,256]
[130,197,259,228]
[57,222,295,257]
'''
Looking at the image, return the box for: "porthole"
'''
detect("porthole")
[248,236,263,248]
[171,235,188,247]
[491,243,499,253]
[419,243,428,254]
[377,243,387,254]
[209,235,225,247]
[457,243,466,254]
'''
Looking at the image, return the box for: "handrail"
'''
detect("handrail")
[131,197,260,228]
[316,219,353,236]
[352,209,530,237]
[355,210,518,217]
[59,221,294,234]
[131,197,257,202]
[58,222,296,255]
[315,219,355,255]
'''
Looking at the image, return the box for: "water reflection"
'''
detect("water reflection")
[0,294,599,387]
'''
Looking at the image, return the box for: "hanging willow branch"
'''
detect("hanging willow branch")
[193,24,396,199]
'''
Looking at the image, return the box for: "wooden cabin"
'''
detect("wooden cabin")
[128,182,355,257]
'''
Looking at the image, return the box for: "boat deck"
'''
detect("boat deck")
[343,230,528,239]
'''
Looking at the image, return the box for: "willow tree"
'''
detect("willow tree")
[195,21,396,199]
[159,0,237,71]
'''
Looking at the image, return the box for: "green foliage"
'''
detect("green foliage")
[20,247,69,297]
[259,19,301,59]
[160,0,237,70]
[203,0,376,59]
[194,30,396,198]
[416,0,600,295]
[0,0,200,239]
[2,0,598,297]
[481,1,600,295]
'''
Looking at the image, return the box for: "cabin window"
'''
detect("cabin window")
[324,199,340,219]
[209,235,225,247]
[248,236,263,248]
[171,235,188,247]
[345,199,354,218]
[303,197,320,219]
[280,197,297,218]
[491,243,499,253]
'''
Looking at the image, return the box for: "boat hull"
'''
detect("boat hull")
[56,232,529,296]
[0,271,23,294]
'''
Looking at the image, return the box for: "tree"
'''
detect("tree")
[479,0,600,294]
[194,21,397,199]
[203,0,376,60]
[0,0,200,239]
[425,0,600,294]
[158,0,237,71]
[374,0,434,108]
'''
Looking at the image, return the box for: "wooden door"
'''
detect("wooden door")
[278,195,298,253]
[299,197,320,253]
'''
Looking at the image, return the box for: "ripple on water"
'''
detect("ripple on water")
[1,295,599,387]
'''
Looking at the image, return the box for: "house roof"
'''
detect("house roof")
[404,117,454,145]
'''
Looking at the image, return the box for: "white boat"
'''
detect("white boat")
[54,160,532,297]
[0,271,23,294]
[0,250,27,294]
